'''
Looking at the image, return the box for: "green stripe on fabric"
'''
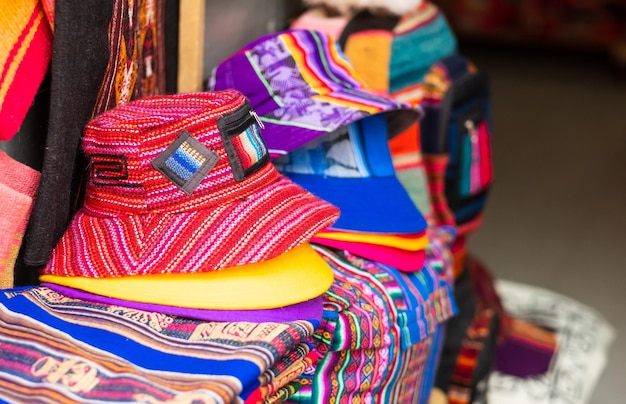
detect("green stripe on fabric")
[245,51,283,108]
[311,31,343,86]
[260,117,324,131]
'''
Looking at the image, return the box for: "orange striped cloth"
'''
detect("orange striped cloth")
[0,1,52,141]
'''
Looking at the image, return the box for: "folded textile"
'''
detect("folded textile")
[289,227,456,403]
[0,286,318,403]
[0,0,52,141]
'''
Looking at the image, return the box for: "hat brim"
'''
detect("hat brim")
[43,176,339,278]
[40,243,333,310]
[260,90,420,159]
[311,238,426,272]
[42,283,324,323]
[285,173,427,234]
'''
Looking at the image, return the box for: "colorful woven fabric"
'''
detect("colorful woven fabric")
[41,91,339,278]
[211,29,420,159]
[289,227,456,403]
[0,151,40,288]
[0,286,317,403]
[0,0,52,140]
[424,154,456,227]
[390,122,434,221]
[93,0,166,116]
[448,309,498,404]
[389,2,457,100]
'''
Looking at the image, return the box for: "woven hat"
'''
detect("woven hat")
[42,90,340,278]
[273,113,427,234]
[210,29,420,159]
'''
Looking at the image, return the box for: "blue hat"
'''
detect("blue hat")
[274,113,427,234]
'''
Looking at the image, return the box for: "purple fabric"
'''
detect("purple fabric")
[42,283,324,323]
[495,336,556,378]
[210,30,419,158]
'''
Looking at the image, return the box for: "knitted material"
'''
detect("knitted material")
[290,227,457,403]
[211,30,420,159]
[0,0,52,141]
[0,151,41,288]
[42,91,339,278]
[0,286,317,403]
[424,154,456,227]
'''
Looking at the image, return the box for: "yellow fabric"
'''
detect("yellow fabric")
[0,2,45,107]
[315,230,428,251]
[429,387,448,404]
[344,31,393,94]
[40,243,333,310]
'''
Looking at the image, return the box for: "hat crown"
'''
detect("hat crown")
[82,90,276,216]
[213,31,365,115]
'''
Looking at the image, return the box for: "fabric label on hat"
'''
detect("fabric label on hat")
[152,130,220,195]
[218,105,269,182]
[89,154,141,187]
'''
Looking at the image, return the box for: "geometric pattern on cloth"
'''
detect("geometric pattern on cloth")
[289,226,457,403]
[93,0,166,116]
[0,286,316,403]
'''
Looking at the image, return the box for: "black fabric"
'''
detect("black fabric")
[20,0,112,276]
[434,266,477,391]
[337,10,400,50]
[164,0,179,94]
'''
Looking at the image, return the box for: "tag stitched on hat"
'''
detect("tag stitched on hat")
[152,130,220,195]
[218,108,269,182]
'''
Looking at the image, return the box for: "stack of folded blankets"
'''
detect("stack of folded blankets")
[0,29,458,404]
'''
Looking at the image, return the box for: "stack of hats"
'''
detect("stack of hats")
[211,29,458,402]
[0,90,343,403]
[292,3,561,403]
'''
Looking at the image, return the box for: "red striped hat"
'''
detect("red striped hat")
[42,90,340,278]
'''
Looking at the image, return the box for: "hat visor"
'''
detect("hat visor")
[42,283,324,323]
[40,243,333,310]
[260,90,420,159]
[311,238,426,272]
[286,173,427,234]
[313,229,428,250]
[43,176,339,278]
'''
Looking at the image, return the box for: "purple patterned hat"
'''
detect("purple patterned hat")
[210,29,420,159]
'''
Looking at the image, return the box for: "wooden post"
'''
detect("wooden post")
[178,0,206,92]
